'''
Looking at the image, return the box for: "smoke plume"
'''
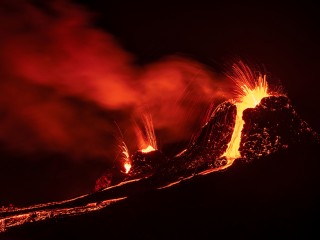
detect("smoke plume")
[0,0,230,162]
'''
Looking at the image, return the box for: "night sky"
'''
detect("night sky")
[0,0,319,208]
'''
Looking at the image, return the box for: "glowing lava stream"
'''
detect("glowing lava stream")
[221,74,269,168]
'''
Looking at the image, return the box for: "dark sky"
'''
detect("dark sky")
[0,0,319,206]
[80,0,320,126]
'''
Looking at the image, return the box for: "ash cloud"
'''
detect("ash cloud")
[0,0,231,162]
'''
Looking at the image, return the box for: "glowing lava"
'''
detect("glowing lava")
[124,162,132,173]
[141,145,156,153]
[119,140,131,174]
[135,113,158,152]
[221,66,269,167]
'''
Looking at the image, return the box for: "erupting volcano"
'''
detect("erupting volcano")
[222,65,269,162]
[1,62,319,236]
[1,1,319,238]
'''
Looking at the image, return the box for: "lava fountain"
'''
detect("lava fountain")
[120,142,131,174]
[221,63,269,168]
[135,114,158,153]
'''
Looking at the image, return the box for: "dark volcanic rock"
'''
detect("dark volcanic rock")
[154,101,236,180]
[96,95,319,187]
[184,101,236,162]
[240,95,319,161]
[94,168,129,191]
[128,150,168,179]
[122,95,319,182]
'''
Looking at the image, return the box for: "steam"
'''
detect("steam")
[0,0,230,161]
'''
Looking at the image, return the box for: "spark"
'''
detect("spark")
[221,62,269,167]
[114,122,131,174]
[119,141,131,174]
[135,113,158,151]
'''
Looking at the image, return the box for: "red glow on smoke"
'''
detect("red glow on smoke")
[0,0,230,163]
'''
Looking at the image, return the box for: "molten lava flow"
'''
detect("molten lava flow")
[221,67,269,167]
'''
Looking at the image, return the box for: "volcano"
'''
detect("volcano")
[1,70,319,239]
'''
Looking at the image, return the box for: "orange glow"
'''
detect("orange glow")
[140,145,156,153]
[124,162,132,174]
[0,0,230,161]
[221,64,269,167]
[135,114,158,152]
[118,140,131,174]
